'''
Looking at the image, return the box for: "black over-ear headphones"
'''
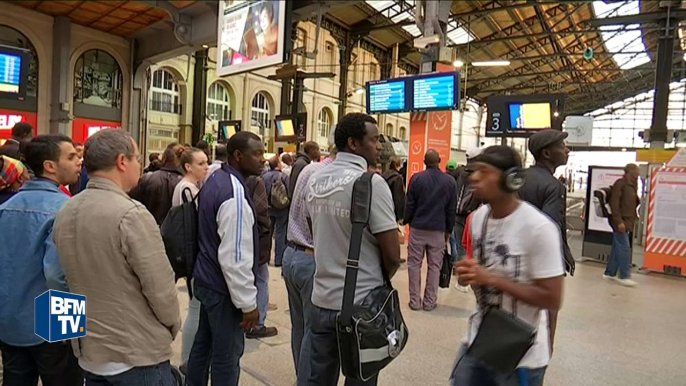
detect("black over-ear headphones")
[501,167,526,193]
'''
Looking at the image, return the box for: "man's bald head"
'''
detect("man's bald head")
[424,150,440,167]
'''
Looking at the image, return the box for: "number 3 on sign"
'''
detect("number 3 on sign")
[492,112,500,131]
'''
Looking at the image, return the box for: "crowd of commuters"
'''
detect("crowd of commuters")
[0,116,645,386]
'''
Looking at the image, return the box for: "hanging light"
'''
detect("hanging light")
[471,60,511,67]
[453,59,464,68]
[355,87,365,95]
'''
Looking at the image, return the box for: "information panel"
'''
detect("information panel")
[411,73,458,112]
[0,53,21,94]
[367,79,407,114]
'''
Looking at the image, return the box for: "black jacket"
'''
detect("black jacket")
[247,175,272,267]
[129,166,183,225]
[0,139,21,160]
[288,152,311,198]
[382,169,405,222]
[518,164,575,275]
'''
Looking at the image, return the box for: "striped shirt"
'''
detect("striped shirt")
[287,157,334,249]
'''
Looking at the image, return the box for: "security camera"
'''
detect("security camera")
[413,35,441,49]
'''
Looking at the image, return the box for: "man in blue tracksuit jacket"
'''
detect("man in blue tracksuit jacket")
[187,131,266,386]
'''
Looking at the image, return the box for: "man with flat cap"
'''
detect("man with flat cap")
[518,129,573,355]
[404,150,457,311]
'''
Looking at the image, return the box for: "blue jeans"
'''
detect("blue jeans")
[255,263,270,327]
[84,361,174,386]
[187,284,245,386]
[450,345,546,386]
[451,216,468,264]
[605,231,631,279]
[181,280,201,366]
[308,306,379,386]
[270,214,289,266]
[282,246,316,385]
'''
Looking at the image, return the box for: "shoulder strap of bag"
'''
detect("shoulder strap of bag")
[340,172,376,328]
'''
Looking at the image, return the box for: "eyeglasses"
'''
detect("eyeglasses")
[129,153,142,162]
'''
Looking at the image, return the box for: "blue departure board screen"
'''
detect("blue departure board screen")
[0,53,21,94]
[367,79,407,114]
[411,73,459,112]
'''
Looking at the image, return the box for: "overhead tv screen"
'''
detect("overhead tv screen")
[366,79,407,114]
[217,0,286,77]
[508,102,552,130]
[0,46,29,100]
[411,72,459,112]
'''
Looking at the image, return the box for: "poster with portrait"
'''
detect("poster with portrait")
[217,0,286,77]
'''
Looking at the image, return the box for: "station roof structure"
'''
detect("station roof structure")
[11,0,685,115]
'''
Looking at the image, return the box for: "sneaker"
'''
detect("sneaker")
[616,278,637,287]
[423,303,437,312]
[602,274,615,281]
[246,326,278,339]
[409,303,422,311]
[455,283,469,293]
[268,303,278,311]
[399,258,407,263]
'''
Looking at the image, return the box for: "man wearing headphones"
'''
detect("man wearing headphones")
[452,146,564,386]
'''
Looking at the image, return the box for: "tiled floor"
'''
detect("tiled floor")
[3,234,686,385]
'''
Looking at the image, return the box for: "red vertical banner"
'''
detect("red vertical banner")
[426,110,452,171]
[408,112,427,183]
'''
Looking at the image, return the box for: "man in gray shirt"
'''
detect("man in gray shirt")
[305,113,401,386]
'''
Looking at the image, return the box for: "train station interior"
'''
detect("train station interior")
[1,1,686,385]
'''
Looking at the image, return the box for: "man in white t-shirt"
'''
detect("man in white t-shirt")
[452,145,564,386]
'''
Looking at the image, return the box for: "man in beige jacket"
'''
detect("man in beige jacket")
[54,129,181,385]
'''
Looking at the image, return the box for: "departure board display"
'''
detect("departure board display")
[411,73,458,111]
[366,79,407,114]
[0,53,21,94]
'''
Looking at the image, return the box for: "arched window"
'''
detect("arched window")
[399,126,407,140]
[0,25,38,98]
[150,69,180,114]
[207,82,230,121]
[251,92,272,138]
[385,123,394,136]
[74,49,122,108]
[318,108,332,138]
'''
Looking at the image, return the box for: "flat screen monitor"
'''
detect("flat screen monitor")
[218,120,242,142]
[217,0,286,77]
[366,78,407,114]
[0,46,29,100]
[508,102,552,130]
[411,72,459,112]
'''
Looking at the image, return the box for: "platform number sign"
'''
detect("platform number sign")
[491,112,501,132]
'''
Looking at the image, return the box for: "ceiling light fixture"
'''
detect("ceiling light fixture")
[202,44,209,49]
[453,60,464,68]
[471,60,511,67]
[553,111,560,117]
[355,87,365,95]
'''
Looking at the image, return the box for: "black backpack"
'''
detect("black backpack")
[160,187,199,296]
[592,186,613,218]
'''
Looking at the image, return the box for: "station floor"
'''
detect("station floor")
[168,234,686,386]
[2,234,684,385]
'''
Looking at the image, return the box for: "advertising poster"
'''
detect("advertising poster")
[588,167,625,233]
[652,170,686,241]
[426,111,451,171]
[217,0,286,77]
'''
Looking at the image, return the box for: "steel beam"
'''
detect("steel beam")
[590,10,686,26]
[649,20,676,144]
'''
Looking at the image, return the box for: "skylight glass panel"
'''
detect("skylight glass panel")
[403,24,422,37]
[366,1,395,13]
[592,1,651,70]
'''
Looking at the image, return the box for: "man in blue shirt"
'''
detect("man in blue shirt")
[187,131,264,386]
[0,134,83,386]
[404,150,458,311]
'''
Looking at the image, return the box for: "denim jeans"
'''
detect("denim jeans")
[84,361,174,386]
[0,340,83,386]
[187,284,245,386]
[282,246,316,385]
[605,231,631,279]
[307,306,379,386]
[255,263,270,327]
[270,213,289,266]
[181,281,201,366]
[452,215,468,263]
[450,344,547,386]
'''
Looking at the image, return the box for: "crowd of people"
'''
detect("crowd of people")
[0,113,641,386]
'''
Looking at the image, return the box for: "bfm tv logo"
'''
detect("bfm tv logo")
[35,290,86,342]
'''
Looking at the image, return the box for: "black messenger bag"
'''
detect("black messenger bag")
[336,172,409,382]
